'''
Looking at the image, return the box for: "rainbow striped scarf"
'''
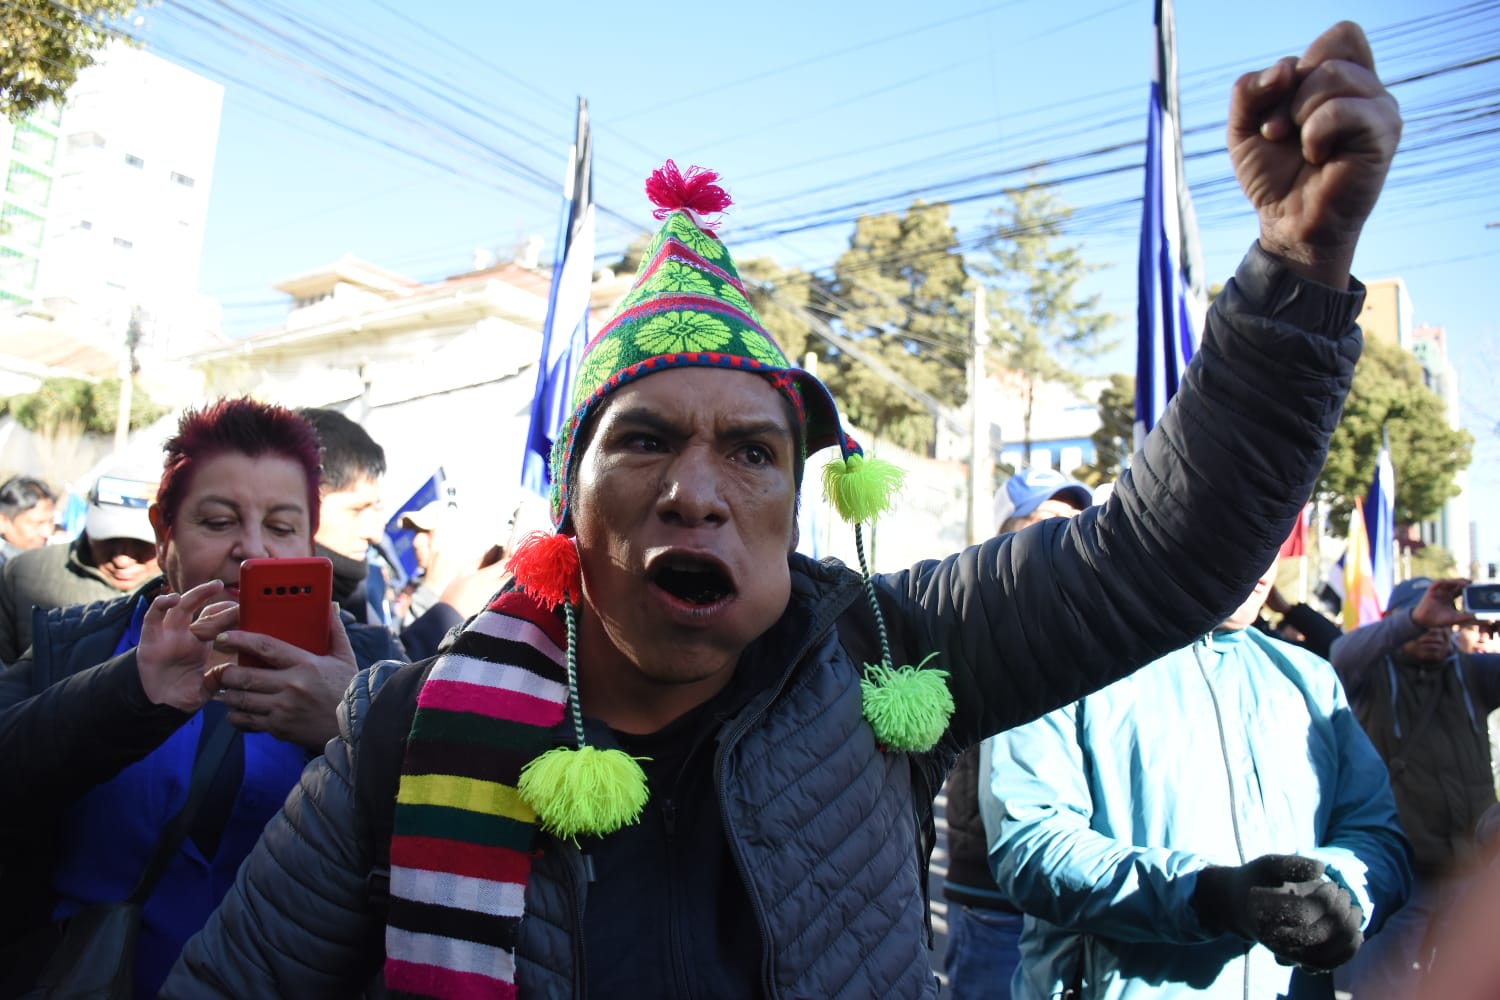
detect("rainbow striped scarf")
[384,591,568,1000]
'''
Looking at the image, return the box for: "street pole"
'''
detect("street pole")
[968,285,992,546]
[113,308,138,453]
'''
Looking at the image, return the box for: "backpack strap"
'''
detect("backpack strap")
[356,660,432,914]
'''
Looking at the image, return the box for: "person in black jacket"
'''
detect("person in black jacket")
[0,399,406,999]
[165,23,1400,998]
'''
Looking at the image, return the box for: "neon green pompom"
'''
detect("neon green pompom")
[823,453,905,524]
[860,656,954,752]
[518,745,650,839]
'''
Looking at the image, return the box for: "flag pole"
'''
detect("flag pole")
[520,98,596,497]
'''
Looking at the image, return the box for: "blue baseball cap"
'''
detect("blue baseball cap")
[1385,577,1432,616]
[993,468,1093,533]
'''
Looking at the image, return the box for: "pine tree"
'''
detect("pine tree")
[817,201,970,454]
[977,182,1116,465]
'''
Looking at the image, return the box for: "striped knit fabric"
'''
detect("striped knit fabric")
[385,590,569,1000]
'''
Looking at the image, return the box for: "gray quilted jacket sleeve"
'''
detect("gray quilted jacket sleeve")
[161,661,403,998]
[881,243,1364,747]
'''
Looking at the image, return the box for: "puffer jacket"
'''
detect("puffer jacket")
[163,244,1366,998]
[0,534,125,665]
[0,581,406,955]
[986,628,1412,1000]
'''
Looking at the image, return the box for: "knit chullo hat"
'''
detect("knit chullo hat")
[503,161,954,841]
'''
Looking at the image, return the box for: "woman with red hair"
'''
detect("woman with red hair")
[0,398,405,998]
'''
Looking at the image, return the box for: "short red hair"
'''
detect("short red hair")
[156,398,323,537]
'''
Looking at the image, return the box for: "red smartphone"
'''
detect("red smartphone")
[237,557,333,668]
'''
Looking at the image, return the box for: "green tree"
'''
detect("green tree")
[1,0,136,121]
[4,376,166,435]
[739,257,815,368]
[817,200,970,454]
[1318,337,1472,533]
[1410,544,1457,579]
[977,182,1117,464]
[1075,373,1135,486]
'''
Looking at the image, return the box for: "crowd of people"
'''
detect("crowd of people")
[0,19,1494,1000]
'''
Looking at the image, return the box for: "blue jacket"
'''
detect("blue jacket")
[984,627,1412,1000]
[0,580,406,997]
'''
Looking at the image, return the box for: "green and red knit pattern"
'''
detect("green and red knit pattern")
[384,591,570,1000]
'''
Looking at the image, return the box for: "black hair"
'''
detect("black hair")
[297,408,387,494]
[0,475,55,519]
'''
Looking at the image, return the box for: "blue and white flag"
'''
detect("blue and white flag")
[1364,435,1396,611]
[384,468,448,582]
[1134,0,1206,451]
[521,97,596,497]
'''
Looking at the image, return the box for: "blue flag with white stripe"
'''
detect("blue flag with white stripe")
[1134,0,1206,451]
[521,98,595,498]
[1364,436,1395,611]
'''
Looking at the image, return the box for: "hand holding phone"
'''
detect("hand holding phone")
[237,557,333,667]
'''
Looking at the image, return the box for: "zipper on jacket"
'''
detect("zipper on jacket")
[713,577,867,1000]
[556,838,589,1000]
[661,797,677,840]
[1192,637,1252,1000]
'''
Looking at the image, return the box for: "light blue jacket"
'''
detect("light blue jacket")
[983,626,1412,1000]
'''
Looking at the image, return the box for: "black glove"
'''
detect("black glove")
[1191,853,1364,972]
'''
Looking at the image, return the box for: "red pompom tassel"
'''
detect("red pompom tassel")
[646,160,732,222]
[505,531,582,609]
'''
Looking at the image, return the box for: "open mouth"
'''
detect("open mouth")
[650,556,735,607]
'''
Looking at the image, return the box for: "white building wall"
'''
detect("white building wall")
[35,43,224,356]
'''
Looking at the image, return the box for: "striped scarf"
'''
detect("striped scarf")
[384,590,568,1000]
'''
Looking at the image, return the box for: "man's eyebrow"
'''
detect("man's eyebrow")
[720,418,794,442]
[607,407,792,442]
[607,407,686,436]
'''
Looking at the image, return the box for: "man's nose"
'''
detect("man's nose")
[657,447,729,525]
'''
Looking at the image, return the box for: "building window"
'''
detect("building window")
[113,237,133,249]
[124,154,144,168]
[11,123,58,165]
[170,171,195,188]
[1,204,46,247]
[66,131,105,152]
[0,246,39,290]
[5,163,50,205]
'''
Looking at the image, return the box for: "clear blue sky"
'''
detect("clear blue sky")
[133,0,1500,564]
